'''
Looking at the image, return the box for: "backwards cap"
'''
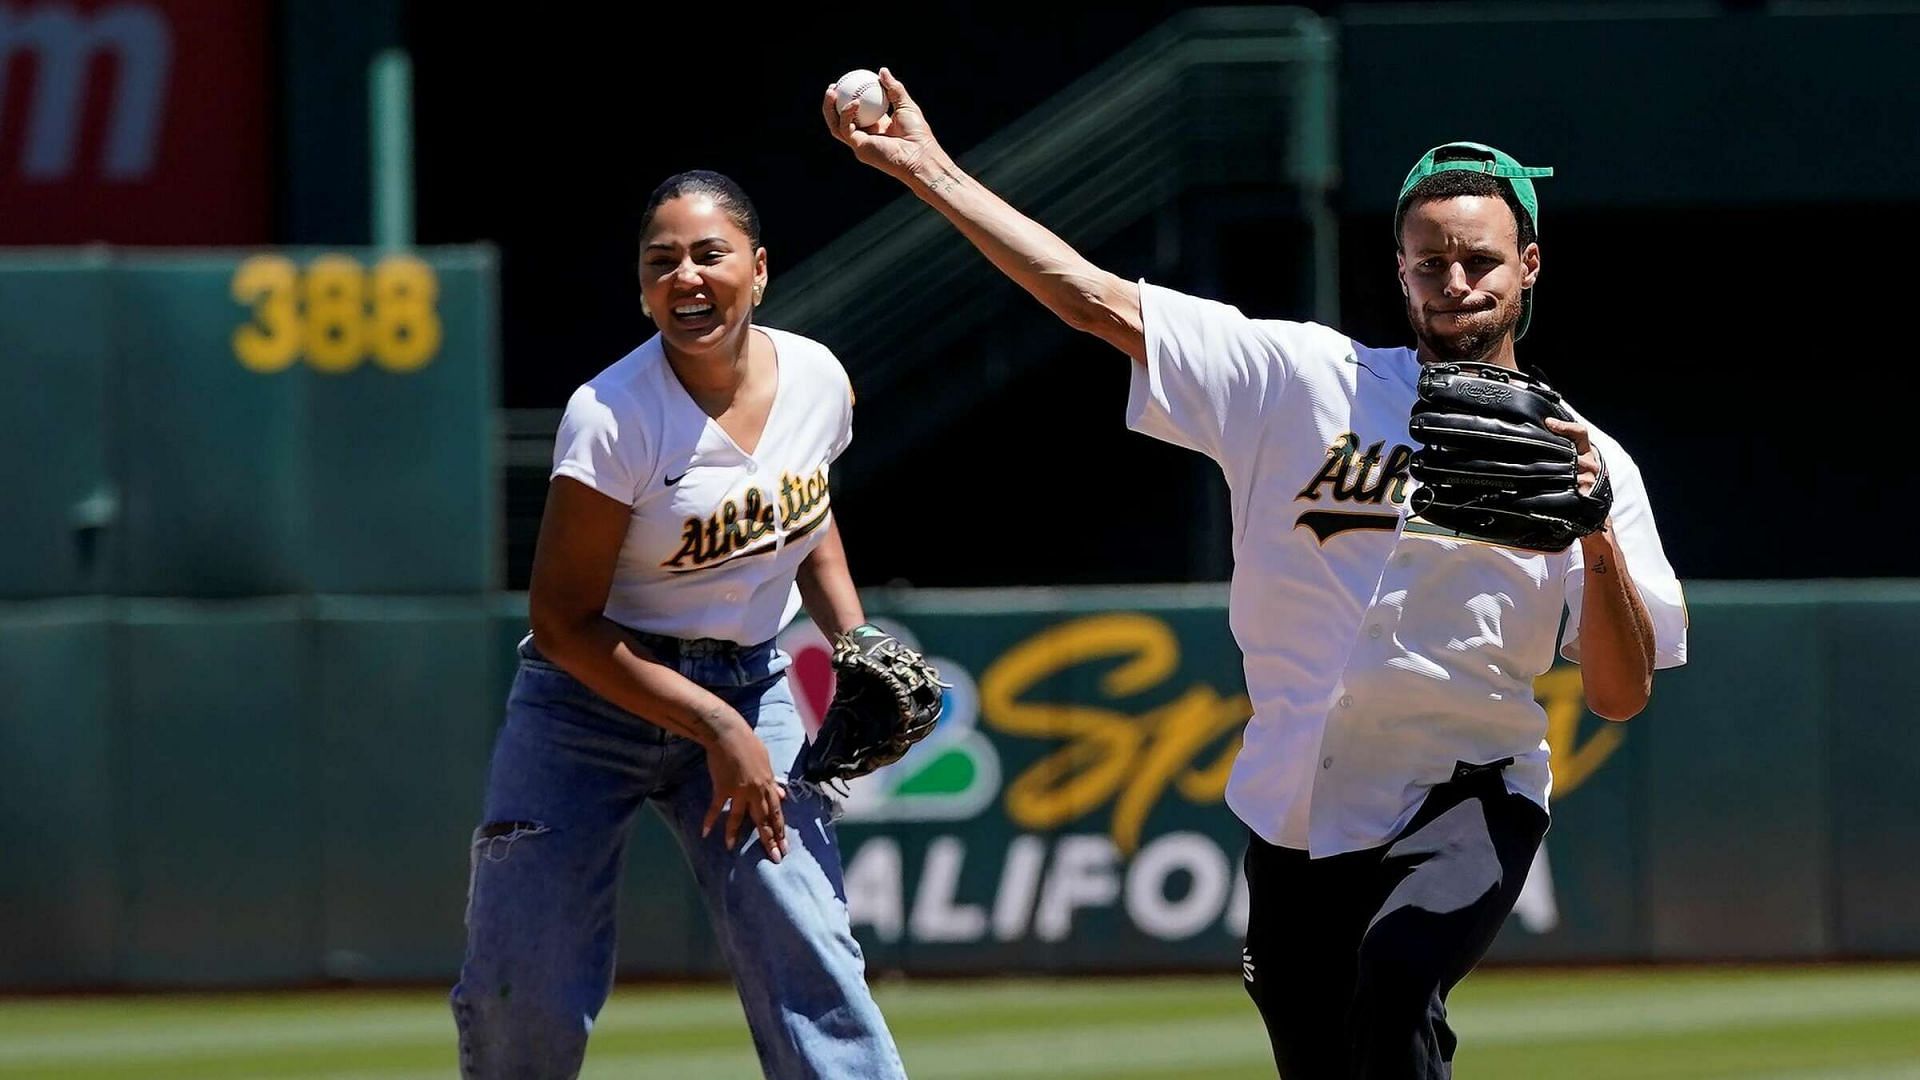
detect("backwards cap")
[1396,142,1553,339]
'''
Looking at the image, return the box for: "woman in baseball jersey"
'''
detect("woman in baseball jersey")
[450,171,907,1080]
[825,75,1687,1078]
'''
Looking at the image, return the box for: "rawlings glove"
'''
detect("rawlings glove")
[796,624,946,785]
[1407,361,1611,554]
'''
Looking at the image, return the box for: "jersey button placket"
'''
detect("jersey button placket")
[1325,695,1354,769]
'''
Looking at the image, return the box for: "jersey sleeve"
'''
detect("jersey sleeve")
[1560,435,1688,669]
[1127,281,1291,466]
[551,382,647,506]
[828,350,855,464]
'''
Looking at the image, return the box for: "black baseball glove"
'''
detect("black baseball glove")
[1407,361,1611,554]
[796,624,946,785]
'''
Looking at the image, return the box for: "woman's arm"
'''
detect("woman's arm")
[529,479,744,740]
[528,477,787,858]
[795,518,866,638]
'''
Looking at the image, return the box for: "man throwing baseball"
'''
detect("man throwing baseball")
[824,71,1686,1078]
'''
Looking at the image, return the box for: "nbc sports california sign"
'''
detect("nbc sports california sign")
[781,594,1627,970]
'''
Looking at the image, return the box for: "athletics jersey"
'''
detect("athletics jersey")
[1127,282,1687,856]
[551,326,852,645]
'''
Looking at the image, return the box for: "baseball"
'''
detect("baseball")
[834,68,887,129]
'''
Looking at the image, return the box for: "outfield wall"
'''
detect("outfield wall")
[3,582,1916,988]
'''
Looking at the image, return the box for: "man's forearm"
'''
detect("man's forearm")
[905,153,1143,358]
[1575,524,1657,721]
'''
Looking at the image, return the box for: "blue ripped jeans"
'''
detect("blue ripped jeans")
[450,633,905,1080]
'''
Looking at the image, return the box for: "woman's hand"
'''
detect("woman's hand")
[702,720,789,863]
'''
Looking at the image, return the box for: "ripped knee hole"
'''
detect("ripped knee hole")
[472,820,550,862]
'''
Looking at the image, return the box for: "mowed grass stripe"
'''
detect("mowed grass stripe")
[1454,967,1920,1005]
[0,967,1915,1080]
[1750,1064,1920,1080]
[0,980,1246,1065]
[1459,1013,1920,1080]
[580,1015,1269,1080]
[1455,970,1920,1044]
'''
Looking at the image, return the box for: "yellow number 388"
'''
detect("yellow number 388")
[231,253,443,374]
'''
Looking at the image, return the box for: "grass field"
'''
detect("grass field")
[3,966,1918,1079]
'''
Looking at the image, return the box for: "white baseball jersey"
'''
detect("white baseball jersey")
[551,326,852,645]
[1128,282,1688,857]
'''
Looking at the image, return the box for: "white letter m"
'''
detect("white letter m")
[0,2,171,180]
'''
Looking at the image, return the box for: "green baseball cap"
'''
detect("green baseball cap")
[1396,141,1553,340]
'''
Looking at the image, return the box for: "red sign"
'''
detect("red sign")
[0,0,268,244]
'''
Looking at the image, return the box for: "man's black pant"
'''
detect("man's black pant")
[1241,761,1549,1079]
